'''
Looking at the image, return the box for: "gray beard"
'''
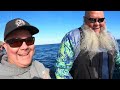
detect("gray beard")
[80,24,116,60]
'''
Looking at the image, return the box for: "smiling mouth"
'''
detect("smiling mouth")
[18,53,29,56]
[93,28,99,30]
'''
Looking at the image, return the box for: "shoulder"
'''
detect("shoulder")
[62,28,81,45]
[33,60,45,67]
[61,28,81,59]
[32,60,51,79]
[65,28,80,38]
[33,60,48,71]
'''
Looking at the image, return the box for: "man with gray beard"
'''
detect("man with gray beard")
[55,11,120,79]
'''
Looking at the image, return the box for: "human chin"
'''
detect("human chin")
[18,58,32,68]
[17,54,32,67]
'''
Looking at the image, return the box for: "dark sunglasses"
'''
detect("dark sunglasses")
[85,17,105,23]
[5,37,35,48]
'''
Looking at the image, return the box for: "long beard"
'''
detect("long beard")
[80,25,116,60]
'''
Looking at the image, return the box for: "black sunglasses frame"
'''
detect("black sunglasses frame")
[5,37,35,48]
[85,17,105,23]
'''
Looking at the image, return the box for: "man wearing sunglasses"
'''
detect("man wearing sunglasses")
[0,18,51,79]
[55,11,120,79]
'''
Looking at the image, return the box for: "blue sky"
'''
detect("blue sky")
[0,11,120,45]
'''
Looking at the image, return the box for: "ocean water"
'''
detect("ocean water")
[33,43,60,78]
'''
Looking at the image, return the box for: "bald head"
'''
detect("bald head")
[85,11,104,18]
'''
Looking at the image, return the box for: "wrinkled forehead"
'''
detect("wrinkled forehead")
[85,11,104,18]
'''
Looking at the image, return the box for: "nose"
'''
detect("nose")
[20,42,28,49]
[93,21,100,26]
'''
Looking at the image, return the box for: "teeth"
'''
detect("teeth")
[19,54,28,56]
[93,28,99,30]
[93,28,99,29]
